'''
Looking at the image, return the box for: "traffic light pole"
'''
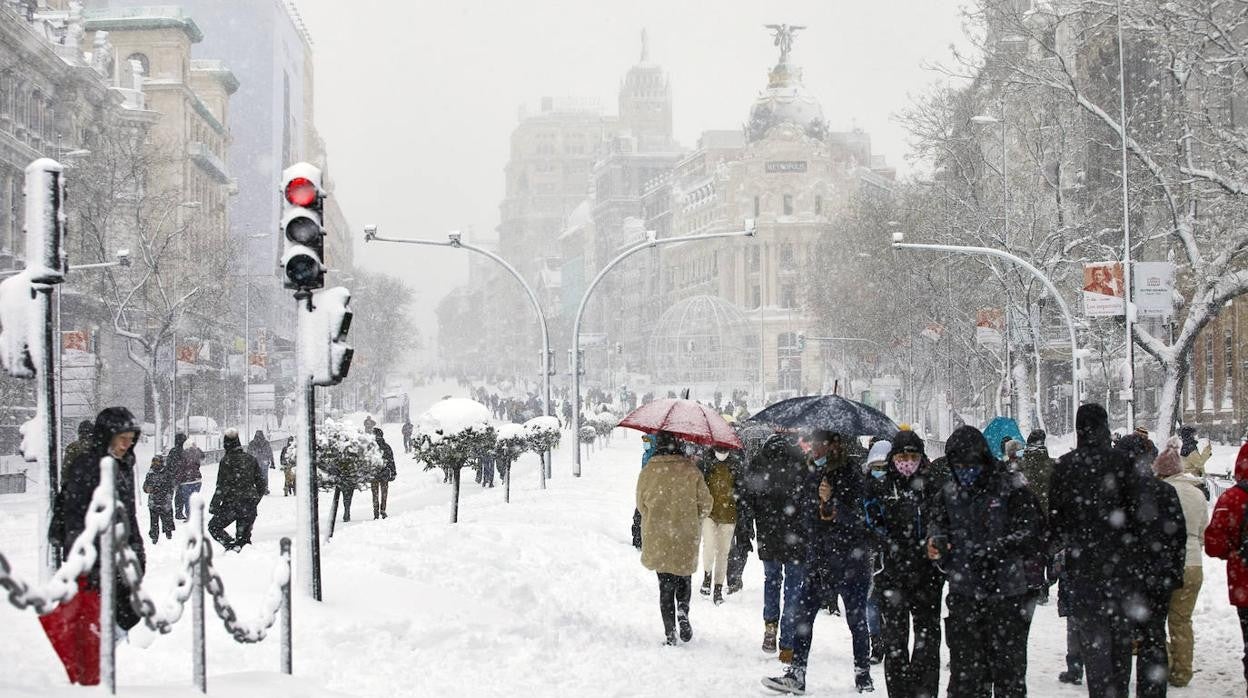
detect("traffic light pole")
[294,291,322,600]
[364,229,554,489]
[571,224,756,477]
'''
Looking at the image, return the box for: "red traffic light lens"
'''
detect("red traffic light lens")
[285,177,318,207]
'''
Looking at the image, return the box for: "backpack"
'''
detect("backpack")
[1237,481,1248,561]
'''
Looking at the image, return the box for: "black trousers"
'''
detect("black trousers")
[340,487,354,521]
[631,509,642,548]
[1065,615,1084,675]
[945,592,1035,698]
[656,572,691,636]
[208,503,257,548]
[1129,592,1171,698]
[148,506,174,542]
[1074,599,1133,698]
[726,537,749,587]
[878,576,943,698]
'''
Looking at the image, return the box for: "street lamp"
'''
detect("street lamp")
[241,232,269,437]
[892,233,1081,433]
[970,111,1014,418]
[166,201,202,448]
[571,220,757,477]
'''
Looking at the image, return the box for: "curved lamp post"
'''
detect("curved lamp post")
[891,233,1081,432]
[572,221,757,477]
[364,227,553,489]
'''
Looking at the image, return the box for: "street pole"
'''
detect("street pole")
[364,228,553,489]
[893,237,1081,433]
[572,223,756,477]
[294,291,322,600]
[1116,0,1136,430]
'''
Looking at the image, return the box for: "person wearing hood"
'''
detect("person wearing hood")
[1049,403,1143,698]
[1018,430,1054,514]
[860,438,891,665]
[632,433,658,549]
[61,419,94,481]
[742,433,811,660]
[208,428,266,551]
[926,425,1043,698]
[763,430,875,695]
[246,430,274,496]
[1205,442,1248,688]
[166,432,187,518]
[142,454,177,544]
[863,430,945,698]
[46,407,145,684]
[1178,425,1212,479]
[1155,435,1208,688]
[636,431,713,645]
[1116,433,1185,697]
[699,447,740,605]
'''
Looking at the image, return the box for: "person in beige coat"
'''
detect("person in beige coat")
[1155,436,1210,687]
[637,431,713,645]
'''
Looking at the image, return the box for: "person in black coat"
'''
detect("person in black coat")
[49,406,146,632]
[866,428,945,698]
[1115,433,1186,697]
[142,454,177,544]
[764,430,875,695]
[742,433,810,659]
[927,425,1044,698]
[208,428,265,551]
[372,428,396,519]
[1049,403,1143,698]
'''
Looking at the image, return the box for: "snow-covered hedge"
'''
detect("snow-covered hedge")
[524,416,561,452]
[415,398,496,473]
[313,419,384,492]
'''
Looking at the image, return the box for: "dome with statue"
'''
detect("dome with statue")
[747,24,827,142]
[647,295,758,386]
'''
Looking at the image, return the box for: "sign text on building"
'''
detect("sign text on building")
[766,161,808,173]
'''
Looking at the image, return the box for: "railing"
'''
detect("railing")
[0,456,292,694]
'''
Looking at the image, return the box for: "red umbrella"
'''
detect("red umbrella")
[619,398,743,450]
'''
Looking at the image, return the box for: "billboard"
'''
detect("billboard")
[1134,262,1176,318]
[975,308,1004,347]
[1083,262,1126,317]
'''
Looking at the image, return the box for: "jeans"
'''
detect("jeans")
[866,595,881,636]
[762,559,806,650]
[946,592,1035,698]
[174,482,201,519]
[371,480,389,518]
[791,559,872,675]
[656,572,691,637]
[1167,566,1202,685]
[339,487,354,521]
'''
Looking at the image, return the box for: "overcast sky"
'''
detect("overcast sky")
[294,0,972,349]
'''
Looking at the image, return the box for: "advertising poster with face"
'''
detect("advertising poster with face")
[1082,261,1125,316]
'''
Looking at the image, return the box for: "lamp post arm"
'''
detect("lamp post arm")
[893,240,1081,431]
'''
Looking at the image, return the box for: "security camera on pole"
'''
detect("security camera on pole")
[280,162,348,601]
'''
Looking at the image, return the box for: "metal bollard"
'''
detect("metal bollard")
[99,456,117,695]
[280,537,292,675]
[191,495,206,693]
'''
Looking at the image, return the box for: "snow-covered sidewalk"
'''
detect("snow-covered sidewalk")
[2,388,1247,695]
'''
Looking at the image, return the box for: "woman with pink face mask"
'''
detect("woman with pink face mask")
[863,427,946,698]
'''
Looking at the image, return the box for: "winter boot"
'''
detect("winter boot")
[870,634,885,664]
[700,572,712,596]
[664,629,679,646]
[726,579,743,594]
[677,612,693,642]
[1058,670,1083,685]
[854,667,875,693]
[762,622,778,653]
[761,668,806,695]
[713,585,724,605]
[779,648,794,664]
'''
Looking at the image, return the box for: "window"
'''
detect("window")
[780,284,796,308]
[1227,324,1236,383]
[753,195,760,217]
[1205,335,1215,408]
[750,285,761,309]
[815,195,823,215]
[783,194,793,216]
[127,52,150,77]
[779,243,795,270]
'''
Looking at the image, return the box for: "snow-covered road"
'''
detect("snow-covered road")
[2,382,1246,696]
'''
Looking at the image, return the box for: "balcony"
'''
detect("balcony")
[188,142,229,183]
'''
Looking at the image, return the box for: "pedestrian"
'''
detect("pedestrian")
[742,433,810,661]
[925,425,1043,698]
[280,439,295,496]
[142,454,177,544]
[1049,403,1143,698]
[764,430,875,695]
[1002,438,1024,470]
[401,418,414,454]
[632,433,658,549]
[61,419,94,480]
[372,428,395,519]
[1018,429,1054,514]
[480,450,496,488]
[246,430,274,498]
[1204,441,1248,690]
[1178,424,1212,478]
[864,430,944,698]
[699,447,740,605]
[1154,435,1208,688]
[45,407,145,684]
[861,438,891,665]
[636,431,713,645]
[207,428,265,551]
[725,492,753,595]
[1116,433,1186,698]
[173,434,202,520]
[363,414,376,433]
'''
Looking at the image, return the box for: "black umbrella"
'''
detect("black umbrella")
[747,394,899,439]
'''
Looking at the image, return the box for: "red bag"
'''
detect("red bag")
[38,576,101,685]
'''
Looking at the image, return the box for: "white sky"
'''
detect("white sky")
[294,0,973,347]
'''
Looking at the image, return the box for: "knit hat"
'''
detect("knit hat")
[1003,439,1024,460]
[1026,429,1047,447]
[1152,436,1183,477]
[866,440,892,466]
[890,427,925,456]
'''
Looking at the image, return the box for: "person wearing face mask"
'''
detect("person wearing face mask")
[927,425,1044,698]
[865,429,945,698]
[699,447,740,604]
[861,438,892,665]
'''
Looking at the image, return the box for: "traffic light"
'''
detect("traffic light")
[796,332,806,352]
[308,286,353,386]
[280,163,325,291]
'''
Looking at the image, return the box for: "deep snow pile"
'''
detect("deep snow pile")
[1,384,1246,696]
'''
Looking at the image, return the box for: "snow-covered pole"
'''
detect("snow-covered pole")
[1115,0,1136,430]
[25,159,67,579]
[363,227,554,489]
[279,536,292,675]
[191,495,206,693]
[295,291,322,600]
[571,223,757,476]
[98,455,116,695]
[892,237,1082,433]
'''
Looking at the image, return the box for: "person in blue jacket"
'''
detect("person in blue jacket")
[631,433,658,548]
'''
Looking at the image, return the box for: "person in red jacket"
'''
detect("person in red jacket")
[1205,442,1248,688]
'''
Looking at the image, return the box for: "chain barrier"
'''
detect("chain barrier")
[202,537,290,643]
[110,499,203,635]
